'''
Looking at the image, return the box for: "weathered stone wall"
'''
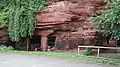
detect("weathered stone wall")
[54,29,99,50]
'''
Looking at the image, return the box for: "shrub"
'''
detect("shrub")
[0,45,14,52]
[83,48,92,55]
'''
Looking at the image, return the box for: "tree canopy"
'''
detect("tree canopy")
[0,0,47,41]
[91,0,120,40]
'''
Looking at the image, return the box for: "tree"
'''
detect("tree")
[91,0,120,40]
[0,0,47,41]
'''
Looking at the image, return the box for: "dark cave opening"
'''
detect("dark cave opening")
[30,35,41,51]
[117,40,120,47]
[47,36,56,49]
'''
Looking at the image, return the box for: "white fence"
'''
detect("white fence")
[78,46,120,57]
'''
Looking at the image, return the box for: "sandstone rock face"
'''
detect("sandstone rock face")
[36,0,116,50]
[36,0,106,30]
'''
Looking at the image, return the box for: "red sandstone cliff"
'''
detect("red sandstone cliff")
[35,0,108,50]
[35,0,115,50]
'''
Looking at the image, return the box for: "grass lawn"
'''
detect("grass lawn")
[0,50,120,66]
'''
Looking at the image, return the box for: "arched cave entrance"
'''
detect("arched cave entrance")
[47,36,56,49]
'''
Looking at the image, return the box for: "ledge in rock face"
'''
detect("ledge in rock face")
[36,0,106,30]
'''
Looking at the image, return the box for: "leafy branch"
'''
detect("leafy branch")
[91,0,120,40]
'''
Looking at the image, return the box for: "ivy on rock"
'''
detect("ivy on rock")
[0,0,47,41]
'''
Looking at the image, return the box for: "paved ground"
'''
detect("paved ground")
[0,54,113,67]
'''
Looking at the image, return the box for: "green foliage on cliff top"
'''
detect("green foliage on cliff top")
[91,0,120,40]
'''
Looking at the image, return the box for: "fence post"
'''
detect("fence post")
[78,46,80,55]
[97,48,100,57]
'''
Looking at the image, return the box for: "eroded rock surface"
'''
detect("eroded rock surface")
[35,0,111,50]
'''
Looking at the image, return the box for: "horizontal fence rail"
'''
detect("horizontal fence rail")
[78,46,120,57]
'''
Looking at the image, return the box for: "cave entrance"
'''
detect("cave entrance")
[47,36,56,49]
[117,40,120,47]
[30,35,56,51]
[30,35,41,51]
